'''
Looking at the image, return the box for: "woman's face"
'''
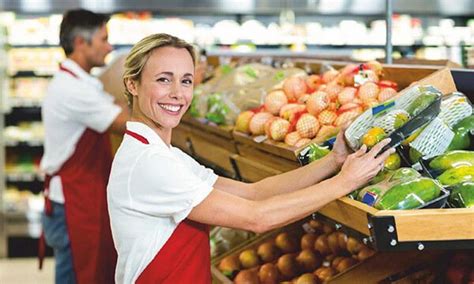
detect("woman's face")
[131,46,194,130]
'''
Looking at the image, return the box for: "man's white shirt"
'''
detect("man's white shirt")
[40,59,121,203]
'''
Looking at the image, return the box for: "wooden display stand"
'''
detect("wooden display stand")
[315,68,474,251]
[210,218,445,284]
[180,115,238,177]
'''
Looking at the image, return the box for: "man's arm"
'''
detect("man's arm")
[108,101,129,135]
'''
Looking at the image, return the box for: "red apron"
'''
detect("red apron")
[125,130,211,284]
[39,65,117,283]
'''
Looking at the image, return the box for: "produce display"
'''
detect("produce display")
[405,93,473,164]
[216,219,375,284]
[357,168,444,210]
[345,85,443,152]
[421,150,474,208]
[211,227,256,258]
[229,61,400,148]
[191,63,306,126]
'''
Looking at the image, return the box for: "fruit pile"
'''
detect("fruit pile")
[235,61,399,148]
[191,63,306,126]
[217,219,375,283]
[428,150,474,208]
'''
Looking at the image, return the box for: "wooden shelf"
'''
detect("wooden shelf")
[233,130,300,162]
[184,60,473,251]
[375,208,474,242]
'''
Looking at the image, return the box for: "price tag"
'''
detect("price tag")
[253,135,267,143]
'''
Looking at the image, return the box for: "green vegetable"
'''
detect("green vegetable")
[405,91,440,117]
[437,166,474,186]
[447,115,474,151]
[244,66,258,79]
[429,150,474,171]
[205,93,230,125]
[308,144,330,162]
[358,167,422,207]
[409,147,423,164]
[375,177,441,210]
[220,64,233,75]
[448,181,474,208]
[273,70,285,82]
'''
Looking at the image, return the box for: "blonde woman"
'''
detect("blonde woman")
[107,33,394,284]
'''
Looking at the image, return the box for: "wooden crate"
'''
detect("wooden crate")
[231,154,283,182]
[210,218,444,284]
[236,144,300,172]
[181,116,238,176]
[171,123,192,154]
[316,68,474,250]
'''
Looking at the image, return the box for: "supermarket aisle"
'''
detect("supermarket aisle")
[0,257,54,283]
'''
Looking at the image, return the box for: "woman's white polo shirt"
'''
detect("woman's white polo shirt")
[107,121,218,283]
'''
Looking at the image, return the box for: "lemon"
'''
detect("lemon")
[361,127,386,148]
[384,153,401,170]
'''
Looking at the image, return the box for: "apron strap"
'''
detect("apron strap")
[125,130,149,144]
[38,174,53,270]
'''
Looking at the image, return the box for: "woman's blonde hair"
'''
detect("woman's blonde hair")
[123,33,196,105]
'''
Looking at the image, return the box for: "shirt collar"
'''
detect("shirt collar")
[126,121,170,149]
[60,59,103,90]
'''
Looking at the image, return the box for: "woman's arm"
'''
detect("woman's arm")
[213,152,340,201]
[188,140,393,233]
[214,129,350,200]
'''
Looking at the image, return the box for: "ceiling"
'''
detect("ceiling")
[0,0,473,16]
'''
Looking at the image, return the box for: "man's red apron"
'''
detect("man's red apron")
[39,65,117,283]
[125,130,211,284]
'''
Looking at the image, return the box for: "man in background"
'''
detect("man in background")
[40,9,128,283]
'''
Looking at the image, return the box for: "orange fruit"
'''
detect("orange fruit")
[361,127,386,148]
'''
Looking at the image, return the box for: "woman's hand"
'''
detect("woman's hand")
[336,138,395,193]
[331,127,352,167]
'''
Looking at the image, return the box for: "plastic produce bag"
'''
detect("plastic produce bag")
[210,227,255,258]
[448,181,474,208]
[192,62,306,126]
[355,167,445,211]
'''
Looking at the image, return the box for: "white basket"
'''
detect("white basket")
[345,85,440,150]
[439,93,473,128]
[410,117,454,159]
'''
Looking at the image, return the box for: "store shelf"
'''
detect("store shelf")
[6,172,44,183]
[9,71,54,78]
[4,140,43,147]
[8,99,42,108]
[3,211,42,238]
[7,43,58,48]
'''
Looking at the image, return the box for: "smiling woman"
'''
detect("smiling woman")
[122,34,196,143]
[107,33,394,284]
